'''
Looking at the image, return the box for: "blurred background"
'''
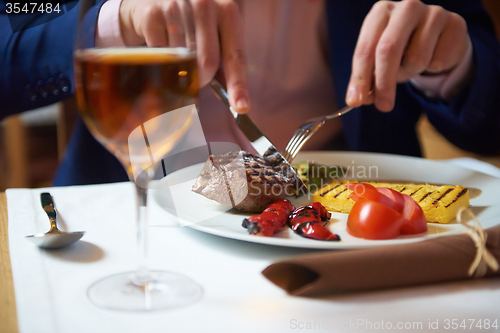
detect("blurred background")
[1,0,499,191]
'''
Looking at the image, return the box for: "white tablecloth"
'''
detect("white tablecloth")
[7,158,500,333]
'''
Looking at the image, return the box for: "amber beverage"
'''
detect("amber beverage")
[76,0,203,312]
[74,48,198,168]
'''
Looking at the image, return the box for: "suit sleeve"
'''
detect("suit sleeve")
[406,0,500,155]
[0,0,106,120]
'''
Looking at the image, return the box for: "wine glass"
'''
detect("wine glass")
[74,0,202,311]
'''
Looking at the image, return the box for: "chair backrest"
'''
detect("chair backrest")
[483,0,500,40]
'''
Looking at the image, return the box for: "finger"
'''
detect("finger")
[364,90,375,105]
[119,0,149,46]
[165,0,185,48]
[374,0,424,111]
[217,0,250,113]
[398,5,446,82]
[347,1,391,107]
[142,5,169,47]
[427,12,469,73]
[191,0,220,86]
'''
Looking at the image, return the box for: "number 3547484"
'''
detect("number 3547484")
[6,3,61,14]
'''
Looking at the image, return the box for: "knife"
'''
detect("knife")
[209,78,276,156]
[209,77,305,189]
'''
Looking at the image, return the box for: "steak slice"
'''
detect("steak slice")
[192,150,302,213]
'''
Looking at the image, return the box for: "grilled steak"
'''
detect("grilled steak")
[192,150,302,213]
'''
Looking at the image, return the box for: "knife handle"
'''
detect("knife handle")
[209,77,236,115]
[209,77,264,142]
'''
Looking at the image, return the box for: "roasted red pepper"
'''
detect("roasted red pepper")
[288,202,341,241]
[242,199,295,237]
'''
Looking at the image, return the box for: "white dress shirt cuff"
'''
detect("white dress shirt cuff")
[95,0,125,48]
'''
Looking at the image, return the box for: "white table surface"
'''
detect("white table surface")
[7,158,500,333]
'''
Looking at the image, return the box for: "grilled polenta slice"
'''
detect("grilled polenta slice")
[312,180,470,224]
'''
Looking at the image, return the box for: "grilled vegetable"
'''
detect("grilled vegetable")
[242,199,295,236]
[313,180,470,224]
[288,202,341,241]
[292,161,346,193]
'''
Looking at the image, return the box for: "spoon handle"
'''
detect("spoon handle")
[40,192,58,232]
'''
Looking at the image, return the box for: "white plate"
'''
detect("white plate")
[152,151,500,249]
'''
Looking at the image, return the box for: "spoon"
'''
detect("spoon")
[25,192,85,249]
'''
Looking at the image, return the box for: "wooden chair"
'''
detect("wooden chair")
[0,102,65,190]
[483,0,500,39]
[0,116,29,189]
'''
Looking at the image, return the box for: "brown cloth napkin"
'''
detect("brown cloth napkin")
[262,226,500,296]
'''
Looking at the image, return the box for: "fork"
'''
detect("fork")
[282,105,354,163]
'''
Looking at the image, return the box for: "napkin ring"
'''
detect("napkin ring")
[456,207,499,278]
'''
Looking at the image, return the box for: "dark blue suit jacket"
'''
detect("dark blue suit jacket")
[1,0,499,186]
[0,0,128,184]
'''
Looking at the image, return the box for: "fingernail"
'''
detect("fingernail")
[346,86,359,105]
[236,98,249,111]
[377,99,393,112]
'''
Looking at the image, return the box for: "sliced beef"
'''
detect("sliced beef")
[192,150,302,213]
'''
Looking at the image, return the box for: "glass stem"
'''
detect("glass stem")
[133,170,152,285]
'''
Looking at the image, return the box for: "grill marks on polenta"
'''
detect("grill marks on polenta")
[396,185,463,210]
[445,187,468,208]
[432,188,453,205]
[319,183,342,197]
[333,188,348,198]
[418,191,432,203]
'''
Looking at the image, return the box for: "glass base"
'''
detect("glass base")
[87,271,202,311]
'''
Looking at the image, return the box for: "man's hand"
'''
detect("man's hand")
[119,0,250,113]
[346,0,470,111]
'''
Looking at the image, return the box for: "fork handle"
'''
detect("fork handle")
[325,105,354,120]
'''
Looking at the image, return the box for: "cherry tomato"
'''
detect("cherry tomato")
[399,193,428,234]
[346,198,405,240]
[346,183,428,239]
[345,182,377,191]
[346,183,401,212]
[346,182,380,201]
[376,187,406,213]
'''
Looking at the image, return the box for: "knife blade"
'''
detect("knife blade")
[209,78,283,155]
[209,77,305,190]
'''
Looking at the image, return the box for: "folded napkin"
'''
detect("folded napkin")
[262,225,500,296]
